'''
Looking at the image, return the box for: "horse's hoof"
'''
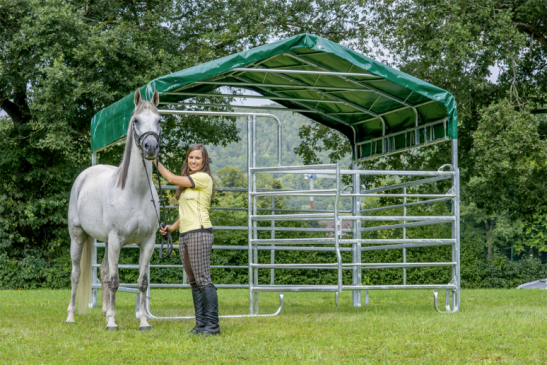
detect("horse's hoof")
[65,321,75,324]
[106,326,119,331]
[139,326,151,331]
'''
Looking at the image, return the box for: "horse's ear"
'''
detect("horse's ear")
[152,89,160,106]
[134,88,142,106]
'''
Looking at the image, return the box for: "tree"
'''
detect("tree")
[216,166,247,188]
[0,0,370,287]
[295,0,547,219]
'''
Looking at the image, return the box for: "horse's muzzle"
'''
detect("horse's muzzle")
[142,135,159,160]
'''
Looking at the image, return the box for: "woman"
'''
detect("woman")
[156,143,220,336]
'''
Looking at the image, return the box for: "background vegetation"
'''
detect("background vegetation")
[1,0,547,290]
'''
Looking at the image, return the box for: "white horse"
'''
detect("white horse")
[66,89,161,330]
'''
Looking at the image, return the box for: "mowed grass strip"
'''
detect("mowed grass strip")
[0,289,546,364]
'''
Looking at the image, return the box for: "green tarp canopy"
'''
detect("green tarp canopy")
[91,34,457,160]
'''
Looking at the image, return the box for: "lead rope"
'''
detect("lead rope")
[139,151,173,260]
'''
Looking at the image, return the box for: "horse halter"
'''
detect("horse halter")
[133,124,161,152]
[132,120,173,259]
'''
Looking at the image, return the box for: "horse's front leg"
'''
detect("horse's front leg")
[105,236,121,330]
[100,244,110,317]
[137,237,155,331]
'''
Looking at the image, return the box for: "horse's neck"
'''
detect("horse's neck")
[125,142,153,194]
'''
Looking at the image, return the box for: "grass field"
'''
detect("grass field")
[1,289,546,364]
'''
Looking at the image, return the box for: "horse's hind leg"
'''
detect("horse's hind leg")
[65,227,89,323]
[137,238,155,330]
[100,245,110,317]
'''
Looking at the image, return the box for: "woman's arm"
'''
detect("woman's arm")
[154,161,193,187]
[160,219,179,235]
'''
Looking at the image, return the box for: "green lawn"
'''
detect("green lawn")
[0,289,546,364]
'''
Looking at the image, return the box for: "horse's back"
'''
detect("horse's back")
[69,165,117,241]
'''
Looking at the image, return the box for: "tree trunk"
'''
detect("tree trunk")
[486,219,494,260]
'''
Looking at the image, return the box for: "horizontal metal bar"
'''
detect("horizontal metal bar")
[251,213,334,221]
[360,197,452,213]
[339,170,454,176]
[157,185,243,191]
[357,138,450,162]
[158,110,279,117]
[361,241,453,251]
[117,283,250,289]
[163,206,349,214]
[196,81,372,92]
[343,262,456,268]
[258,246,350,252]
[343,193,455,198]
[375,100,437,118]
[251,263,337,269]
[252,169,337,175]
[251,189,337,197]
[252,283,459,292]
[159,102,319,113]
[213,226,352,233]
[232,68,380,78]
[91,284,139,293]
[252,285,340,292]
[345,216,455,221]
[360,220,449,232]
[162,91,344,104]
[250,164,337,172]
[252,238,335,245]
[92,264,247,269]
[355,117,447,138]
[339,238,455,244]
[157,186,291,192]
[342,284,458,290]
[94,243,254,250]
[212,207,350,214]
[362,175,452,194]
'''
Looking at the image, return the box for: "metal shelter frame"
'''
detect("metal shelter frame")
[90,112,460,317]
[89,34,460,317]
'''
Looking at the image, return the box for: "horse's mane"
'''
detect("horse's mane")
[115,100,159,189]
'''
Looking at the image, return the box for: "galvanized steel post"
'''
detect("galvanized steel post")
[271,196,275,284]
[403,186,407,285]
[352,161,362,306]
[247,116,253,314]
[91,152,98,308]
[252,115,259,314]
[452,139,460,309]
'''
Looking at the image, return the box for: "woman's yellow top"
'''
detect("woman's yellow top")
[178,172,213,234]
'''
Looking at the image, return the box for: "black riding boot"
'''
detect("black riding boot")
[200,284,220,336]
[190,289,206,334]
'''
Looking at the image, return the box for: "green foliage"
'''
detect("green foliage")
[517,214,547,255]
[296,0,547,217]
[0,0,370,288]
[469,100,547,218]
[2,0,547,289]
[462,257,547,289]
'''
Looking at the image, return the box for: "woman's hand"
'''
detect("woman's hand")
[159,225,173,235]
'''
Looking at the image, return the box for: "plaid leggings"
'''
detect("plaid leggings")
[179,231,214,290]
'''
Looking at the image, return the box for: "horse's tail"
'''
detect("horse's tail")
[77,236,93,314]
